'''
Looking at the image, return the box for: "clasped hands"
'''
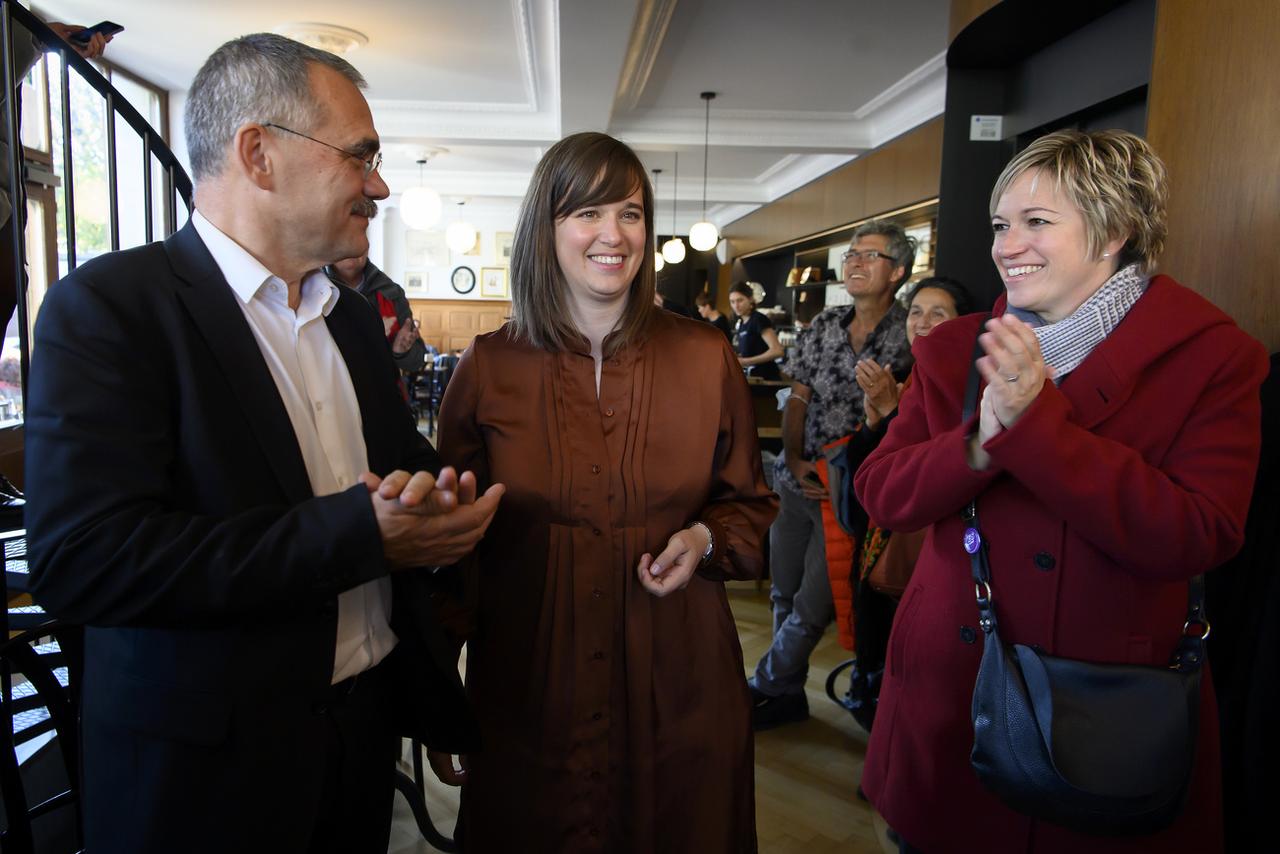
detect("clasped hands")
[968,314,1053,470]
[855,359,902,429]
[361,467,505,570]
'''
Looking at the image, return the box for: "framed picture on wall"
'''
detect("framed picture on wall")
[480,266,508,298]
[495,231,514,264]
[404,270,426,292]
[405,230,449,268]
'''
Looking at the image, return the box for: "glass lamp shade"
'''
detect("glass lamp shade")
[688,220,719,252]
[400,185,442,230]
[661,236,686,264]
[654,252,665,272]
[446,220,477,253]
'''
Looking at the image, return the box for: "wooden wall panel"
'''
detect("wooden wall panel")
[721,118,943,258]
[408,299,511,355]
[950,0,1002,41]
[1146,0,1280,351]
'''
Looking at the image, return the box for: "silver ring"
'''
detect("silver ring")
[1004,374,1019,383]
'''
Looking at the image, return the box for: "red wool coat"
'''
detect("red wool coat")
[853,276,1267,854]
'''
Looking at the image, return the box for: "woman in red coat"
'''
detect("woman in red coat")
[854,129,1267,853]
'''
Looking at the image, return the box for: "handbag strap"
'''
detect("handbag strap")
[957,325,1207,672]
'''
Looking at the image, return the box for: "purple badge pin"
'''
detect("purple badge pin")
[964,528,982,554]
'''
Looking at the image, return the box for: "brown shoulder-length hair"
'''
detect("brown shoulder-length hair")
[508,132,655,354]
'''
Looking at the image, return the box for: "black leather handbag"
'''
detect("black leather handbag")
[960,342,1206,836]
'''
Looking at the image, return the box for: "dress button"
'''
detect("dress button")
[604,408,615,417]
[959,625,977,644]
[1034,551,1056,570]
[591,464,601,474]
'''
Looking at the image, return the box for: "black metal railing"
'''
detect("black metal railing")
[2,0,193,406]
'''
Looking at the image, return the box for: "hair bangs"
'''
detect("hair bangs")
[553,148,646,221]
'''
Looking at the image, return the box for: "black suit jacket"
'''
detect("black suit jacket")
[24,222,477,849]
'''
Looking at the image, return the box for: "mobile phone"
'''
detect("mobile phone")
[70,21,124,44]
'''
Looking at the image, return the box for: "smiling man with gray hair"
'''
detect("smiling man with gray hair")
[24,33,501,853]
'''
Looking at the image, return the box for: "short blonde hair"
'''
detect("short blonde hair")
[990,129,1168,272]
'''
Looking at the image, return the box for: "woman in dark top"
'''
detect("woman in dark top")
[727,282,784,380]
[695,291,733,341]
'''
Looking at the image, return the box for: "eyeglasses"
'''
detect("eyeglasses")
[262,122,383,177]
[841,249,897,265]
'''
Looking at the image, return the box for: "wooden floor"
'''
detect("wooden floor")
[389,581,895,853]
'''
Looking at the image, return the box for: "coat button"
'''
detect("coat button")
[312,701,329,715]
[1034,552,1056,570]
[592,587,604,599]
[604,408,615,417]
[592,528,602,536]
[592,711,603,721]
[592,650,604,660]
[591,464,601,474]
[959,625,976,644]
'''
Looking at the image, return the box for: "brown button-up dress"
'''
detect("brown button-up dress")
[439,311,778,853]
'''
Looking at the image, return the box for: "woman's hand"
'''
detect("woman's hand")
[47,23,112,60]
[786,457,827,499]
[427,750,468,786]
[855,359,900,427]
[636,525,710,597]
[976,315,1051,429]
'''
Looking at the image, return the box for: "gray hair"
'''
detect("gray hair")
[184,33,366,182]
[852,220,917,287]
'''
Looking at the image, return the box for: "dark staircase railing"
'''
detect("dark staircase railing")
[2,0,193,408]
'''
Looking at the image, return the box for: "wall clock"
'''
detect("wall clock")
[450,265,476,294]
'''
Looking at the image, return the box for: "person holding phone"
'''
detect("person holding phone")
[2,15,115,341]
[326,254,427,373]
[747,220,916,730]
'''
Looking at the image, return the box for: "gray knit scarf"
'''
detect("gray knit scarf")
[1005,263,1148,382]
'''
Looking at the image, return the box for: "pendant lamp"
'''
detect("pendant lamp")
[400,157,443,230]
[661,152,686,264]
[445,199,477,253]
[688,92,719,252]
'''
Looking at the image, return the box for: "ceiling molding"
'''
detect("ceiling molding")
[753,154,802,184]
[613,0,679,112]
[384,170,534,199]
[612,113,875,152]
[707,203,761,226]
[866,78,947,146]
[761,153,860,201]
[853,50,947,120]
[513,0,540,111]
[368,98,539,115]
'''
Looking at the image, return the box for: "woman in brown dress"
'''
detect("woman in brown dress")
[438,132,778,853]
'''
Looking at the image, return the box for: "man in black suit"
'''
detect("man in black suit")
[23,33,502,853]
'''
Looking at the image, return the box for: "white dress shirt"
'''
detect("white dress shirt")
[192,211,397,684]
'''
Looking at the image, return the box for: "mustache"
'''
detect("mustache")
[351,200,379,218]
